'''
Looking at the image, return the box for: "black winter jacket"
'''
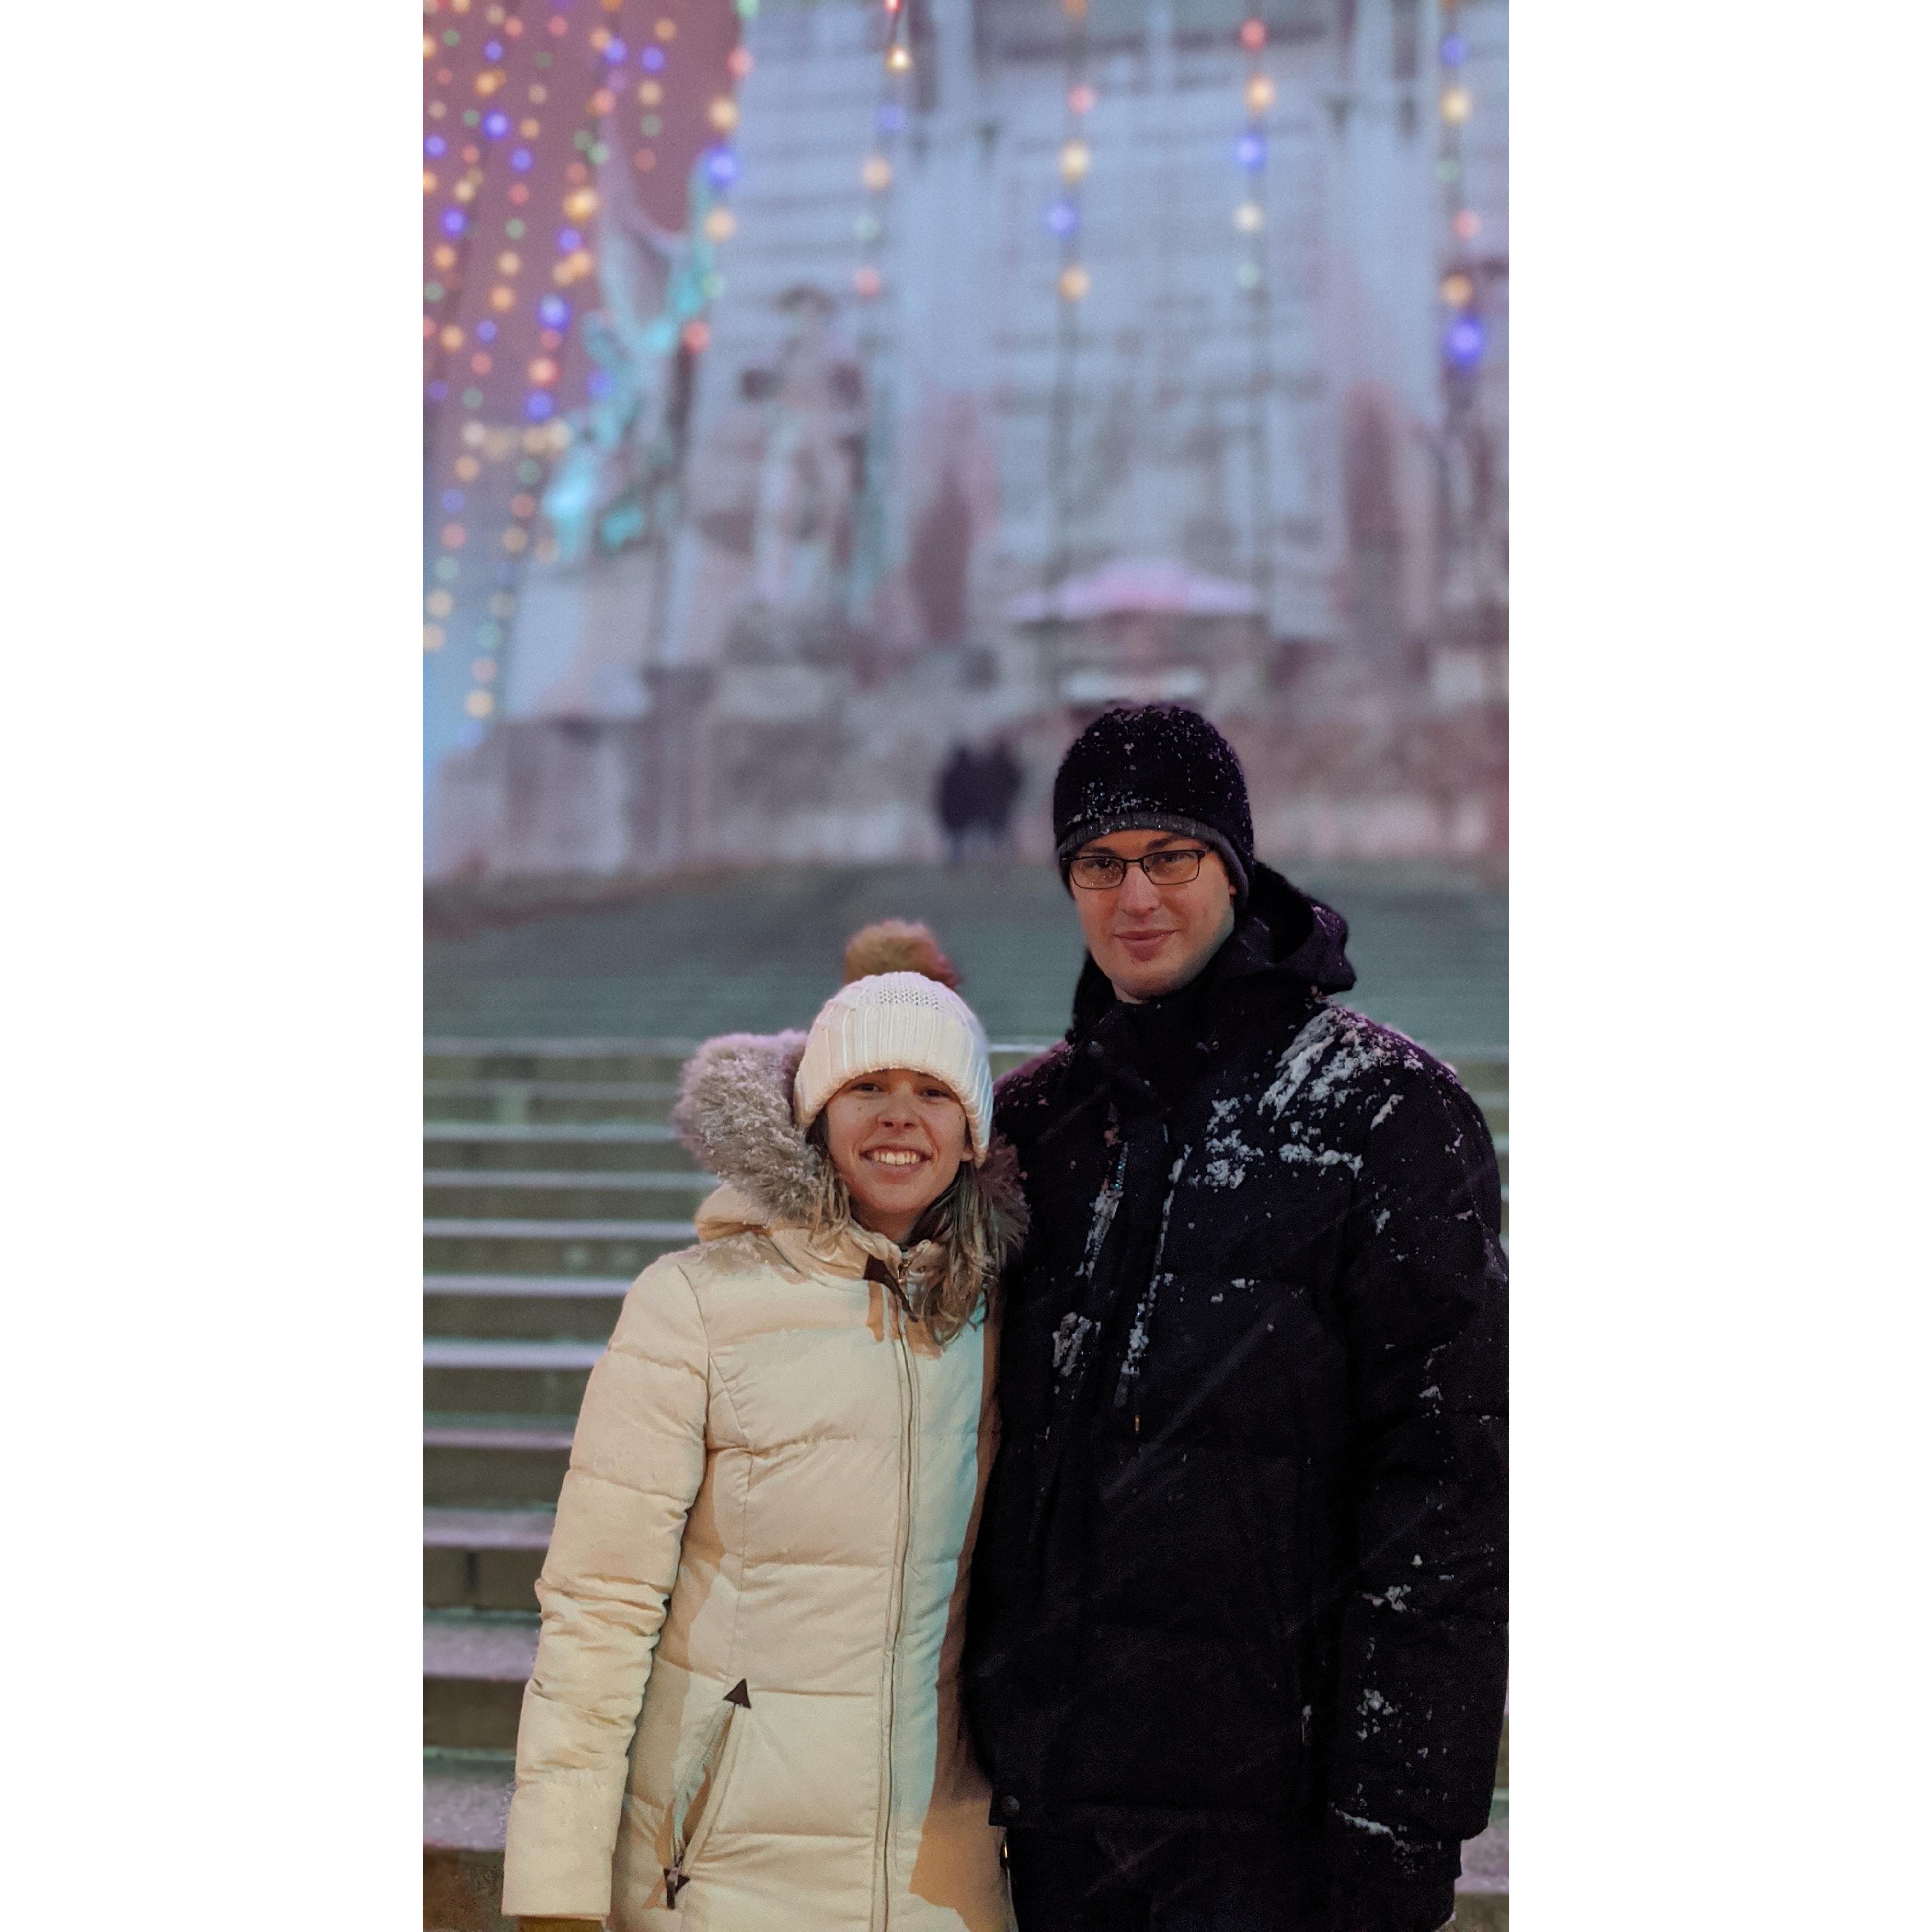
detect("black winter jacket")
[963,865,1508,1932]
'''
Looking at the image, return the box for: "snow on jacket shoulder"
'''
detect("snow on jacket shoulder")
[501,1030,1021,1932]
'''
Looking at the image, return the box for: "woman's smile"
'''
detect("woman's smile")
[864,1145,928,1170]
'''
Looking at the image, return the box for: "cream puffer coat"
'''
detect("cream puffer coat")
[500,1031,1024,1932]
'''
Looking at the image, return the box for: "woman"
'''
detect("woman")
[501,968,1026,1932]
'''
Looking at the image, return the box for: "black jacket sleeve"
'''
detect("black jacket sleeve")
[1322,1067,1508,1932]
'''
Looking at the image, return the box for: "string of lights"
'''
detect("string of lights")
[845,0,916,613]
[1233,15,1276,629]
[1044,0,1093,603]
[424,2,747,748]
[1435,3,1484,378]
[424,0,555,694]
[423,2,520,412]
[463,6,707,731]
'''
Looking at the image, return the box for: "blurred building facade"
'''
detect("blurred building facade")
[429,0,1507,877]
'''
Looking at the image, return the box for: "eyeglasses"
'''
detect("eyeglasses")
[1068,847,1210,890]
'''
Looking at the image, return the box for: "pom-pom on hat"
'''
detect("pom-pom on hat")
[841,919,961,989]
[1051,703,1255,906]
[794,972,995,1163]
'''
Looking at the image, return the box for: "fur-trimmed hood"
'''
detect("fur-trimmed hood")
[670,1029,1027,1332]
[670,1030,824,1236]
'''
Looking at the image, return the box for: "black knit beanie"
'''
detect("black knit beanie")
[1052,704,1255,905]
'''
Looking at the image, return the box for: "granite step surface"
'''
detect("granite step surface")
[426,1415,576,1507]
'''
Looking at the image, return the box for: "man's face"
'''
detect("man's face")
[1071,828,1239,1003]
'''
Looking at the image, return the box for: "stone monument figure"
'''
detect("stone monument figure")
[540,126,721,567]
[744,287,866,639]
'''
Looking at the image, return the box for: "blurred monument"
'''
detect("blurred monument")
[430,0,1508,878]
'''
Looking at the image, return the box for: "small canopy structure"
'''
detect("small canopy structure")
[1005,558,1260,624]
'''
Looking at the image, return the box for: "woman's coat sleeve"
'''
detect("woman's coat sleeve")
[500,1256,712,1920]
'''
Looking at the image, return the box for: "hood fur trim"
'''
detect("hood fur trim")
[670,1030,822,1228]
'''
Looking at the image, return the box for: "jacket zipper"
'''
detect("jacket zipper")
[663,1678,751,1908]
[871,1265,919,1932]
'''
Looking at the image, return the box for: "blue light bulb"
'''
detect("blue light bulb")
[876,103,905,134]
[476,319,498,343]
[642,45,665,71]
[1236,131,1265,172]
[1445,315,1485,367]
[1440,34,1468,67]
[525,391,555,422]
[441,208,467,236]
[483,111,509,138]
[441,488,465,513]
[511,147,533,172]
[425,134,446,157]
[1045,196,1079,238]
[558,226,583,252]
[539,295,570,328]
[603,37,628,63]
[704,146,739,186]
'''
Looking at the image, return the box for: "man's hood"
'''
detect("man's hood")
[1069,860,1357,1036]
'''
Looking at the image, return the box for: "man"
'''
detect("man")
[965,706,1507,1932]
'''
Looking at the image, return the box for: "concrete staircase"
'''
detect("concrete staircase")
[423,1035,1509,1931]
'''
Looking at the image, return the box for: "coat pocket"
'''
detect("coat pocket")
[663,1678,750,1909]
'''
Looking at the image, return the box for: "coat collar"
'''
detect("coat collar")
[694,1180,909,1281]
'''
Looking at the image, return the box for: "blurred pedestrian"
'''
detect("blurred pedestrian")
[502,966,1026,1932]
[965,704,1508,1932]
[980,739,1023,855]
[936,742,979,865]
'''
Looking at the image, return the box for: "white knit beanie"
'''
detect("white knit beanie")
[794,971,996,1163]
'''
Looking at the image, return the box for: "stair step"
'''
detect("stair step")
[425,1407,575,1507]
[424,1168,712,1190]
[424,1121,680,1144]
[426,1507,555,1549]
[1456,1817,1509,1922]
[426,1610,540,1680]
[425,1341,601,1414]
[426,1274,630,1298]
[426,1339,604,1371]
[426,1079,680,1102]
[424,1037,695,1076]
[424,1218,696,1242]
[426,1233,687,1282]
[425,1276,628,1342]
[424,1607,539,1753]
[426,1419,575,1451]
[425,1507,553,1611]
[425,1750,515,1855]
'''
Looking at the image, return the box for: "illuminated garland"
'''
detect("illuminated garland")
[424,2,747,745]
[843,0,917,614]
[1043,0,1093,601]
[1435,2,1484,375]
[854,0,911,307]
[424,0,533,660]
[423,0,560,706]
[422,2,517,408]
[1233,14,1275,622]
